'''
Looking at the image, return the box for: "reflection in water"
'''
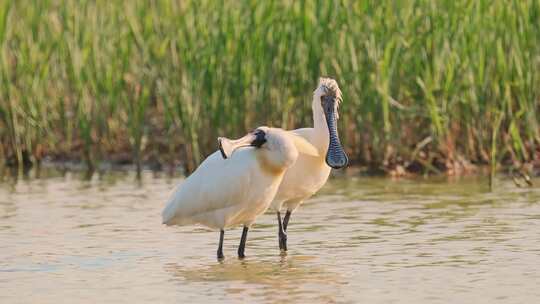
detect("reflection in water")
[165,255,345,303]
[1,170,540,303]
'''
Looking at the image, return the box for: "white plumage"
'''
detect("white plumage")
[162,150,271,229]
[271,78,348,251]
[162,126,318,259]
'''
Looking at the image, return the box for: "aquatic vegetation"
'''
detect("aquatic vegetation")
[0,0,539,174]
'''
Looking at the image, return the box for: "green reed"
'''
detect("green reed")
[0,0,539,174]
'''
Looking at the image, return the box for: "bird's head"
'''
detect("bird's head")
[218,128,267,160]
[218,127,319,171]
[313,77,348,169]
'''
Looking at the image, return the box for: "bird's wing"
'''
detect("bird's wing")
[162,149,256,225]
[288,128,321,156]
[289,134,319,157]
[290,128,313,139]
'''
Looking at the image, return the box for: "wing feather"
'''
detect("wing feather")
[162,149,257,227]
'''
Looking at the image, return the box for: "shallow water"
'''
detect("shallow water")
[1,170,540,303]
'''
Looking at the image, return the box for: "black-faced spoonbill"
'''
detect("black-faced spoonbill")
[271,78,348,251]
[162,127,318,260]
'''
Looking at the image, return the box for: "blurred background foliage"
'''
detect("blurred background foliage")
[0,0,539,175]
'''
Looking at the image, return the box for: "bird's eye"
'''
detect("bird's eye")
[322,85,329,94]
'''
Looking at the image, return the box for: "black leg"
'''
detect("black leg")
[217,229,225,260]
[283,210,292,231]
[238,226,249,259]
[277,211,287,251]
[281,210,292,251]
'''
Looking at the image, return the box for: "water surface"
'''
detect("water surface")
[1,171,540,303]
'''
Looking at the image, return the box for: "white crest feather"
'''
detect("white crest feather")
[318,77,342,105]
[317,77,342,119]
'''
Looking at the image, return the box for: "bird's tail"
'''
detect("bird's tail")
[161,197,178,225]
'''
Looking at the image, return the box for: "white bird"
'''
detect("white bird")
[271,77,348,251]
[162,127,319,259]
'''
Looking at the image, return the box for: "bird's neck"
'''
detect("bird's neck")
[312,101,330,153]
[257,153,287,176]
[257,138,298,175]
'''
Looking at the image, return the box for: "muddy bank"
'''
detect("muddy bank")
[2,150,539,183]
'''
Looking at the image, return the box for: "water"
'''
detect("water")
[1,170,540,303]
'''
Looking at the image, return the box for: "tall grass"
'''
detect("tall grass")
[0,0,539,174]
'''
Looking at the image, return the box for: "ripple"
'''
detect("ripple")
[1,173,540,303]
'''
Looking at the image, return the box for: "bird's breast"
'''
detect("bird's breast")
[275,154,331,200]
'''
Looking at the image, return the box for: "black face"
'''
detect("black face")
[321,95,348,169]
[251,129,267,148]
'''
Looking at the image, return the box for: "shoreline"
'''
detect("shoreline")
[1,156,538,181]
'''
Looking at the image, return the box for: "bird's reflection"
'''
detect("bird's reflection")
[164,255,345,303]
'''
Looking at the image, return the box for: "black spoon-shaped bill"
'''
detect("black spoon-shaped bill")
[322,95,348,169]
